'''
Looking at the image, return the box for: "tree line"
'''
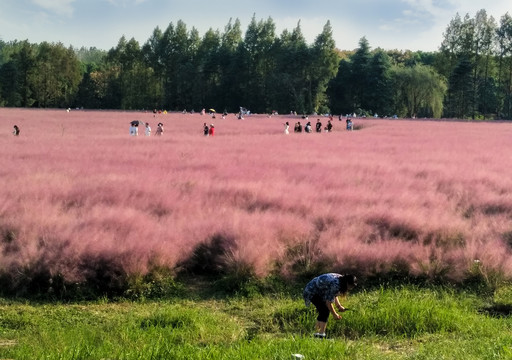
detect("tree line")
[1,10,511,119]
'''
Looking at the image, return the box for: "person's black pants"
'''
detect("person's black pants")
[311,294,330,322]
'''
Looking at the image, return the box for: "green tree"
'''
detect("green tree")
[366,49,393,116]
[105,35,160,110]
[74,46,106,65]
[75,63,101,108]
[160,22,177,109]
[175,27,201,111]
[195,28,221,110]
[470,9,497,119]
[238,15,276,112]
[445,56,473,118]
[158,20,197,110]
[102,36,126,108]
[105,36,148,109]
[308,21,339,114]
[142,27,166,109]
[0,40,37,106]
[387,49,436,67]
[273,21,310,114]
[72,47,107,108]
[30,42,81,107]
[175,23,200,110]
[438,10,503,119]
[218,18,243,112]
[496,13,512,119]
[327,58,352,115]
[0,39,6,65]
[391,64,447,118]
[350,37,372,113]
[439,13,474,118]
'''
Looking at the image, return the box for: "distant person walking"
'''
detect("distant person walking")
[208,124,215,136]
[145,122,151,136]
[155,122,164,136]
[284,121,290,135]
[303,273,357,338]
[203,123,209,136]
[325,120,333,132]
[346,118,353,131]
[316,119,322,133]
[13,125,20,136]
[130,121,143,136]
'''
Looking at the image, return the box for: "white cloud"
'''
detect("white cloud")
[401,0,450,13]
[31,0,75,17]
[397,0,512,51]
[402,0,510,20]
[105,0,148,6]
[378,24,396,32]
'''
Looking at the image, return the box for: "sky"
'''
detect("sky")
[1,0,510,52]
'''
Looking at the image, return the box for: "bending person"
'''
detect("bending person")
[303,273,357,338]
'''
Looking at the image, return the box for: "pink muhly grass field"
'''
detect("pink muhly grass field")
[1,108,512,291]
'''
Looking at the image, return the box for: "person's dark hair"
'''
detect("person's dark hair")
[338,274,357,294]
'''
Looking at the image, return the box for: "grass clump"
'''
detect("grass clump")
[334,286,463,338]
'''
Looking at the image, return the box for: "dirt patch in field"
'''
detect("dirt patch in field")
[0,339,17,347]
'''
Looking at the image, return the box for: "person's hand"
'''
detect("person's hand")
[333,313,342,320]
[337,306,346,312]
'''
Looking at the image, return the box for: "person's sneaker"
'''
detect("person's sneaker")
[313,332,326,339]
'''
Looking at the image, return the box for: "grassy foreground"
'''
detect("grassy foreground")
[1,285,512,359]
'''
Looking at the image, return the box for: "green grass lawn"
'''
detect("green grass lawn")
[1,285,512,359]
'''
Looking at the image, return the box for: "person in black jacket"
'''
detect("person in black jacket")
[316,119,322,133]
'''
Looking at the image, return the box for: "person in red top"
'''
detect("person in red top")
[208,124,215,136]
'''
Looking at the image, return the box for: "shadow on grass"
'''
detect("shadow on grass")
[478,303,512,318]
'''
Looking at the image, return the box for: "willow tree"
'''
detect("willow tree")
[392,64,447,118]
